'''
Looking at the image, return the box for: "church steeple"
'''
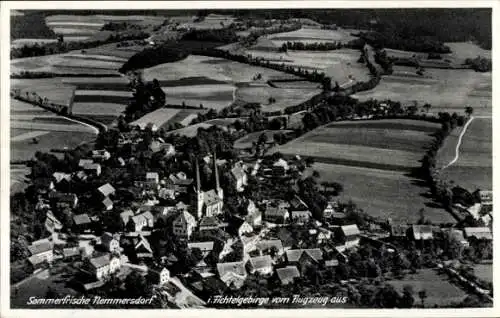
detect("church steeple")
[213,152,223,201]
[195,160,203,219]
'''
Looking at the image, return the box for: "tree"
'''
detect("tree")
[465,106,474,117]
[423,103,431,113]
[400,284,415,308]
[125,271,153,298]
[418,289,427,308]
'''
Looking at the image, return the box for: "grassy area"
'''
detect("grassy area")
[439,117,492,191]
[267,27,358,45]
[473,264,492,284]
[274,119,439,170]
[234,130,293,149]
[387,269,467,307]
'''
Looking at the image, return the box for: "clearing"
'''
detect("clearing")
[387,269,468,307]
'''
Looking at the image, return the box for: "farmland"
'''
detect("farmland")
[352,66,492,116]
[234,130,293,149]
[438,117,492,191]
[267,27,358,45]
[273,119,440,170]
[387,269,467,307]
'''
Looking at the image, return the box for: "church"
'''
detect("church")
[195,153,224,219]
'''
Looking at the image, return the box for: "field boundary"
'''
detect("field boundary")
[441,116,475,170]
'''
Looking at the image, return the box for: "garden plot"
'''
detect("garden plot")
[267,27,358,45]
[235,85,321,113]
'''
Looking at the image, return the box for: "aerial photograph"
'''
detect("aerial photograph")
[8,7,492,310]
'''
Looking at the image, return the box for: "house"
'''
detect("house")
[339,224,361,248]
[27,241,54,266]
[134,234,153,258]
[316,228,333,244]
[167,172,193,193]
[216,261,247,289]
[97,183,116,198]
[52,172,72,184]
[264,206,289,224]
[229,218,253,237]
[411,225,434,241]
[152,267,170,285]
[479,190,493,205]
[87,254,121,280]
[325,259,339,268]
[446,229,469,247]
[291,210,312,224]
[75,171,88,181]
[323,201,338,219]
[83,163,101,176]
[78,159,94,168]
[159,187,176,200]
[73,214,92,232]
[285,248,323,264]
[199,216,222,232]
[256,240,284,258]
[298,249,322,273]
[33,178,55,194]
[289,195,309,213]
[62,247,80,260]
[272,158,289,176]
[464,227,493,241]
[101,232,120,252]
[246,255,273,275]
[92,149,111,161]
[128,211,154,232]
[231,162,247,192]
[277,228,297,250]
[173,211,197,239]
[44,211,63,233]
[391,224,410,238]
[276,266,300,285]
[102,197,113,211]
[146,172,160,184]
[188,241,214,257]
[117,157,126,167]
[120,210,135,228]
[48,192,78,209]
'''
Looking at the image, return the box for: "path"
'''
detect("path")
[441,116,474,170]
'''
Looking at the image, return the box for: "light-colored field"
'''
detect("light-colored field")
[11,79,76,106]
[166,123,218,138]
[177,14,235,30]
[268,27,358,45]
[445,42,492,62]
[130,108,181,128]
[244,49,371,85]
[353,67,491,115]
[388,269,467,306]
[473,264,492,284]
[74,90,133,98]
[71,102,127,116]
[236,85,321,112]
[162,84,235,110]
[11,130,50,142]
[11,121,95,133]
[311,163,456,223]
[439,117,492,191]
[143,55,300,84]
[273,119,439,170]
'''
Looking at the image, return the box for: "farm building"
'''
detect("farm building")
[246,255,273,275]
[463,227,493,241]
[86,253,121,280]
[73,214,92,233]
[264,205,290,224]
[285,248,323,264]
[173,211,197,239]
[101,232,120,252]
[27,241,54,267]
[411,225,434,240]
[216,261,247,289]
[338,224,361,248]
[188,241,215,257]
[276,266,300,285]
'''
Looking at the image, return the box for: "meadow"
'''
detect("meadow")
[267,27,358,45]
[387,269,467,307]
[274,119,440,170]
[439,117,492,191]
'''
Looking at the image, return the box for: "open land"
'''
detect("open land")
[267,27,358,45]
[387,269,468,306]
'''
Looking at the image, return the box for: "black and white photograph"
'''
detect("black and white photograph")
[1,1,497,316]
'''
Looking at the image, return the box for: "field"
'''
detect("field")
[162,84,236,110]
[131,108,187,129]
[234,130,292,149]
[267,27,358,45]
[176,14,235,30]
[473,264,492,284]
[244,49,371,85]
[387,269,467,307]
[10,99,96,162]
[439,117,492,191]
[273,119,455,223]
[274,119,440,170]
[352,66,492,116]
[444,42,492,62]
[236,84,321,113]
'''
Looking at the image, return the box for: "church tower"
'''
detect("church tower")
[195,160,204,219]
[213,152,224,201]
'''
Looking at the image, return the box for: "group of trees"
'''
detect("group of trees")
[124,75,166,121]
[280,41,344,52]
[465,56,492,72]
[181,28,239,43]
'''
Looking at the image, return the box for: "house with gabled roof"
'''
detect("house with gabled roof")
[97,183,115,198]
[48,192,78,209]
[83,163,101,176]
[128,211,154,232]
[323,201,338,219]
[464,227,492,241]
[86,253,121,280]
[411,225,434,241]
[339,224,361,248]
[92,149,111,161]
[264,205,289,224]
[285,248,323,264]
[73,214,92,233]
[231,162,247,192]
[27,241,54,266]
[188,241,214,257]
[101,232,120,252]
[102,197,113,211]
[256,240,284,258]
[134,234,153,258]
[391,224,410,238]
[173,211,197,239]
[246,255,273,275]
[216,261,247,289]
[78,159,93,168]
[44,211,63,233]
[120,210,134,229]
[276,266,300,285]
[52,172,72,184]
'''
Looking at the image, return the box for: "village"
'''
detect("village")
[11,116,493,309]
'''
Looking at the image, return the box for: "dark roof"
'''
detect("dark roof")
[28,242,53,255]
[286,248,323,263]
[276,266,300,284]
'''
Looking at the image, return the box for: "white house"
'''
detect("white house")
[146,172,160,184]
[246,255,273,275]
[87,254,121,280]
[173,211,197,239]
[101,232,120,252]
[27,241,54,266]
[92,149,111,161]
[231,162,248,192]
